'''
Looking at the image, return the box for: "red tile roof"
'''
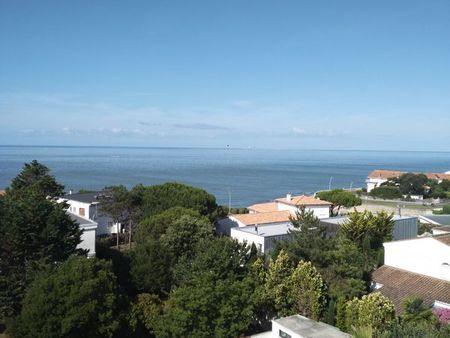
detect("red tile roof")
[275,195,332,206]
[247,202,279,213]
[230,211,292,226]
[372,265,450,314]
[368,169,450,181]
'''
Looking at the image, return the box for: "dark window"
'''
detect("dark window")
[279,329,292,338]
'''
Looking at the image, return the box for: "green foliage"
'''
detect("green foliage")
[135,207,202,244]
[401,297,437,327]
[8,160,64,198]
[343,293,395,334]
[129,239,172,295]
[139,182,218,219]
[128,293,161,335]
[154,273,255,338]
[0,163,82,319]
[433,205,450,215]
[10,256,122,338]
[265,251,327,320]
[397,173,428,196]
[369,186,402,199]
[160,214,214,261]
[316,189,362,216]
[289,260,327,320]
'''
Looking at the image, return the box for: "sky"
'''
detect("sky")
[1,0,450,150]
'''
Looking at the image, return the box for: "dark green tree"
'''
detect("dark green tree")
[316,189,362,216]
[10,256,122,338]
[0,163,81,320]
[8,160,64,198]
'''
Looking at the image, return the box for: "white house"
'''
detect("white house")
[59,192,121,236]
[252,315,349,338]
[69,213,97,257]
[366,169,450,192]
[230,223,296,253]
[372,234,450,313]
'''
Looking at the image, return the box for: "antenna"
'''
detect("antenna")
[328,177,333,191]
[228,188,232,215]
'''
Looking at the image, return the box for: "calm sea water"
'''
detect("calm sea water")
[1,146,449,206]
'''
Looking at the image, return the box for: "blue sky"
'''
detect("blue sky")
[1,1,449,150]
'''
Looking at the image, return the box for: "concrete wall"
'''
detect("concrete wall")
[366,177,387,192]
[230,228,265,252]
[384,238,450,281]
[78,224,97,257]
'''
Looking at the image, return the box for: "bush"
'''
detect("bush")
[369,186,402,199]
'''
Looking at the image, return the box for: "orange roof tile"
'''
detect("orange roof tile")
[230,211,292,226]
[275,195,332,206]
[247,202,279,213]
[368,169,450,181]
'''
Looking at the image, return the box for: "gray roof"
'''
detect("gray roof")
[274,315,350,338]
[321,215,416,225]
[62,192,103,204]
[69,213,97,228]
[421,215,450,226]
[232,223,296,237]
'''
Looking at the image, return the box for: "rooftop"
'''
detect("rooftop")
[61,192,103,204]
[247,202,279,213]
[420,215,450,226]
[230,211,292,226]
[321,215,416,225]
[275,195,332,207]
[273,315,350,338]
[368,169,450,181]
[372,265,450,313]
[68,212,97,228]
[232,223,296,237]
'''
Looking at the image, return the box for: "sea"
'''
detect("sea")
[1,146,449,207]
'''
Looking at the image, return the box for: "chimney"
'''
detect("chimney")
[69,189,72,195]
[286,193,292,201]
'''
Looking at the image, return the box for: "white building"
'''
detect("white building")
[230,223,296,253]
[252,315,349,338]
[372,234,450,313]
[59,192,121,236]
[69,213,97,257]
[366,169,450,192]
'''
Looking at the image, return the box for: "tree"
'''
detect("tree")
[401,297,437,327]
[10,256,122,338]
[369,186,402,199]
[289,261,327,320]
[316,189,362,216]
[139,182,218,219]
[397,173,428,196]
[135,207,202,244]
[160,214,214,261]
[128,293,162,336]
[154,273,255,338]
[342,292,395,333]
[0,164,82,319]
[129,239,172,295]
[8,160,64,198]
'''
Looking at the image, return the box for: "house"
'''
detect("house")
[372,234,450,313]
[69,213,97,257]
[59,192,121,236]
[366,169,450,192]
[320,215,418,240]
[251,315,349,338]
[217,193,331,236]
[230,223,296,253]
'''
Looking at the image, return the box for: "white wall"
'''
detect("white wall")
[78,224,97,257]
[366,178,387,192]
[230,228,265,252]
[276,203,330,219]
[384,238,450,281]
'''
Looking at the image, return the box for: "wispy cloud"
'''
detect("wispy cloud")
[232,100,254,108]
[173,123,231,131]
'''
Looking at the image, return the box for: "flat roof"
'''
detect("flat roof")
[232,223,296,237]
[62,192,103,204]
[321,215,417,225]
[274,315,350,338]
[420,215,450,226]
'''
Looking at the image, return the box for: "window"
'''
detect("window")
[279,330,291,338]
[79,208,85,217]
